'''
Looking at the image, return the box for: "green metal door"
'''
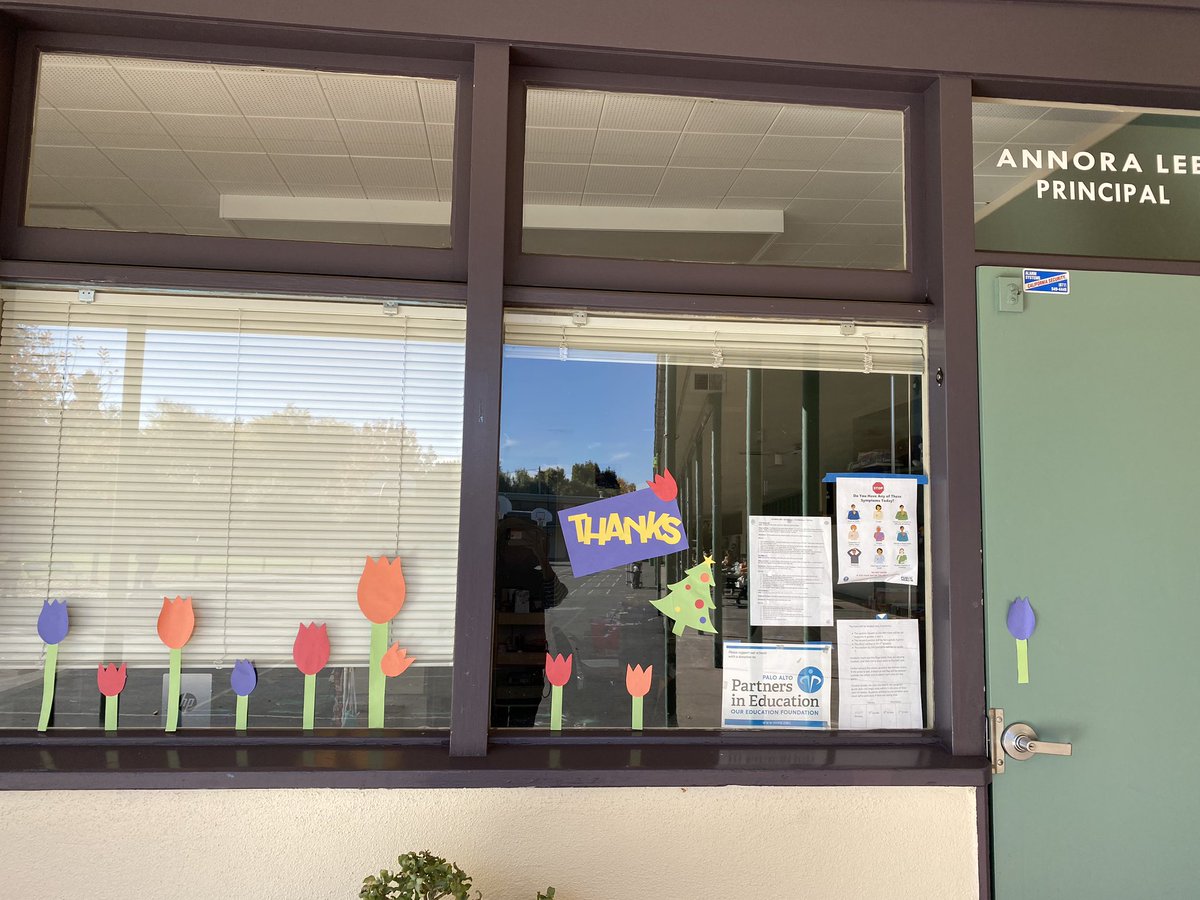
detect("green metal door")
[979,267,1198,898]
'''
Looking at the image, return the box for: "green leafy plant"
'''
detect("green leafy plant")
[360,851,555,900]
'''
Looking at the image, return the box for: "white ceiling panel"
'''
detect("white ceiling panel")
[822,138,903,173]
[590,130,678,167]
[98,204,185,231]
[25,175,76,205]
[136,180,221,206]
[757,243,814,263]
[771,106,868,138]
[181,136,268,153]
[822,223,903,245]
[749,135,842,170]
[270,154,360,185]
[784,198,859,224]
[649,193,725,209]
[849,111,905,139]
[219,70,332,119]
[51,176,152,205]
[432,159,454,195]
[25,206,113,229]
[1015,108,1122,143]
[599,94,695,132]
[62,109,165,135]
[773,222,835,242]
[686,100,780,134]
[727,169,814,198]
[188,152,284,183]
[90,133,179,151]
[427,123,455,160]
[525,190,585,206]
[319,74,423,122]
[340,121,430,157]
[418,80,457,125]
[285,183,368,199]
[525,128,596,165]
[719,196,794,210]
[527,89,603,129]
[670,132,762,169]
[208,181,291,198]
[361,186,441,202]
[154,113,256,138]
[803,243,863,265]
[159,205,231,229]
[247,116,342,142]
[351,157,436,189]
[972,104,1046,143]
[104,148,206,182]
[524,162,589,193]
[38,64,142,111]
[32,146,125,179]
[797,172,889,200]
[115,68,240,115]
[655,167,740,197]
[584,165,665,195]
[867,173,904,201]
[842,199,904,225]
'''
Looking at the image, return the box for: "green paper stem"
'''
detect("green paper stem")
[235,694,248,731]
[104,694,118,732]
[37,643,58,732]
[368,621,389,729]
[1016,639,1030,684]
[303,673,316,730]
[550,684,563,731]
[166,647,182,732]
[631,695,644,731]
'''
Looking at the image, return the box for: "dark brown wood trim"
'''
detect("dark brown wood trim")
[448,41,510,758]
[923,77,987,757]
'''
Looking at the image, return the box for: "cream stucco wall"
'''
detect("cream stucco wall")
[0,785,978,899]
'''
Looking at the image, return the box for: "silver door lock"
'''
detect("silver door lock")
[1002,722,1072,761]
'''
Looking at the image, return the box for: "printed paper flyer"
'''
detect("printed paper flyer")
[835,475,918,585]
[748,516,834,627]
[836,618,923,730]
[721,642,832,729]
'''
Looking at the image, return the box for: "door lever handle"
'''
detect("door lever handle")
[1002,723,1072,761]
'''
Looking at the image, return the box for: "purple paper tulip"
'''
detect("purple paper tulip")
[230,659,257,697]
[36,599,69,645]
[1006,597,1036,640]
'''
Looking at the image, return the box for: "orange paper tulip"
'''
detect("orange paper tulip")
[156,596,195,649]
[357,556,407,624]
[626,664,653,698]
[380,643,415,677]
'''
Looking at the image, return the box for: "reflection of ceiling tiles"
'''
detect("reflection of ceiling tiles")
[972,100,1133,222]
[523,89,906,269]
[25,53,457,247]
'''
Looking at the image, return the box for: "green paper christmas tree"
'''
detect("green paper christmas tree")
[651,555,718,636]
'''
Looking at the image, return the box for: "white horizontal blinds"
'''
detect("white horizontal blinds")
[504,312,926,375]
[0,289,464,669]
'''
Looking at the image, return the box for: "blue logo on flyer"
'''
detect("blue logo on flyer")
[797,666,824,693]
[1023,269,1070,294]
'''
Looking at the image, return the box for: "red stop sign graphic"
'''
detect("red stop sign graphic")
[872,482,884,494]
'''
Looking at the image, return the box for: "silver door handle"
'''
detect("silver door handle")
[1002,723,1072,761]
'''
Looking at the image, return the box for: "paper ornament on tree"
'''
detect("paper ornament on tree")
[650,555,718,636]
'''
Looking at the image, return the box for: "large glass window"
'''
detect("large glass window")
[522,88,906,269]
[974,98,1200,260]
[492,312,928,729]
[0,288,465,728]
[25,53,457,247]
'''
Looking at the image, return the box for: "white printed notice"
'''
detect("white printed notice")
[721,642,832,729]
[749,516,834,627]
[836,618,923,730]
[835,475,918,585]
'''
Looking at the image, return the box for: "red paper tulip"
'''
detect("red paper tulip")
[380,643,415,677]
[293,622,330,675]
[156,596,195,649]
[545,652,573,687]
[646,469,678,502]
[357,556,407,624]
[626,664,653,698]
[96,663,127,697]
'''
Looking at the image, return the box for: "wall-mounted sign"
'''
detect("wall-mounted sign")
[1023,269,1070,294]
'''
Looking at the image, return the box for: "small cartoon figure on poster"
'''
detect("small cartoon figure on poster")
[873,526,885,542]
[873,503,884,521]
[897,526,909,542]
[848,524,861,542]
[847,547,862,566]
[895,504,909,521]
[873,547,886,565]
[847,504,860,521]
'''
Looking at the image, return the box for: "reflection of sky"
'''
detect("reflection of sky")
[37,325,464,459]
[500,350,657,485]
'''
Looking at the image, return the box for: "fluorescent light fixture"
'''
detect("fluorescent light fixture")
[220,195,784,234]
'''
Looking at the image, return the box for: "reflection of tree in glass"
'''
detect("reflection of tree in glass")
[11,325,117,418]
[499,459,632,498]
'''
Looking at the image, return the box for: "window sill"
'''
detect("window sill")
[0,731,988,789]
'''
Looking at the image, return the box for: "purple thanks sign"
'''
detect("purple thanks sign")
[558,471,690,577]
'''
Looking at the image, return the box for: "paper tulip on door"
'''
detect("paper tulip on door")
[294,622,330,730]
[36,599,69,731]
[96,663,126,731]
[157,596,195,733]
[230,660,257,730]
[357,556,407,728]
